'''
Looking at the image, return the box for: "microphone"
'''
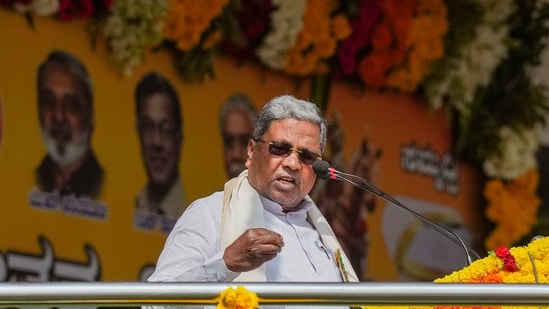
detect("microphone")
[312,160,480,266]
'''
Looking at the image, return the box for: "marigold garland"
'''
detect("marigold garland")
[385,0,448,92]
[483,168,540,250]
[216,286,259,309]
[435,236,549,284]
[424,237,549,309]
[490,246,519,272]
[282,0,351,76]
[218,237,549,309]
[163,0,239,82]
[357,0,416,90]
[162,0,229,51]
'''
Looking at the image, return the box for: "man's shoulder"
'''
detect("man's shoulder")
[186,190,224,211]
[176,190,225,227]
[195,190,224,203]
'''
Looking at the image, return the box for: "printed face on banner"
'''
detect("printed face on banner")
[137,92,182,188]
[32,51,105,202]
[222,109,254,179]
[38,63,92,167]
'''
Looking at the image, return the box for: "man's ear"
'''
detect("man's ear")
[245,140,254,168]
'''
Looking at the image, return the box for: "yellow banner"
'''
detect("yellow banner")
[0,9,482,282]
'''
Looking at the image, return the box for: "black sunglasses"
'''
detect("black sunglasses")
[254,139,322,165]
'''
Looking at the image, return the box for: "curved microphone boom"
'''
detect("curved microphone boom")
[312,160,480,266]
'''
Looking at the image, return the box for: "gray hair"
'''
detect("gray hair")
[218,93,258,134]
[37,50,93,113]
[253,95,327,152]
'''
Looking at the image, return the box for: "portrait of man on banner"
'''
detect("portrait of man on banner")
[218,93,257,180]
[133,71,187,234]
[33,50,105,199]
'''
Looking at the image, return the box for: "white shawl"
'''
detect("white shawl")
[221,170,359,282]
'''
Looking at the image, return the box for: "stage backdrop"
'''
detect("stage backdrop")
[0,9,484,282]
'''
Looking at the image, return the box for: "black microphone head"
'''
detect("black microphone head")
[312,160,330,180]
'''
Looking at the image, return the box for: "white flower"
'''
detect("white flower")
[256,0,307,70]
[13,1,33,13]
[424,0,513,114]
[102,0,169,76]
[32,0,59,16]
[483,127,539,180]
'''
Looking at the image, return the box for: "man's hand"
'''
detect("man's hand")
[223,228,284,272]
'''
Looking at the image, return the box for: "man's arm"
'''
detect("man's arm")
[148,194,239,282]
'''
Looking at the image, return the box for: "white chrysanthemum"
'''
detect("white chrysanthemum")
[450,23,510,115]
[32,0,59,16]
[256,0,306,70]
[483,127,539,180]
[13,1,33,13]
[425,0,513,114]
[102,0,169,76]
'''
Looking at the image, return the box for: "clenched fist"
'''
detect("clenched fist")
[223,228,284,272]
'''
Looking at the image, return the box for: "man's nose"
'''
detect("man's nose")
[282,151,301,170]
[52,101,67,121]
[151,130,165,144]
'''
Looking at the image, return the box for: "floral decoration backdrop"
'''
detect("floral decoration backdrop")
[3,0,549,251]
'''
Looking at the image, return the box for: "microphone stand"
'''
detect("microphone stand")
[322,165,480,266]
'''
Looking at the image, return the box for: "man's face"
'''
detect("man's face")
[38,63,91,166]
[246,118,321,211]
[222,109,254,179]
[138,93,182,188]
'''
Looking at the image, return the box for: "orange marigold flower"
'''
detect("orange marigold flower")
[332,13,352,40]
[163,0,229,52]
[282,0,350,76]
[484,169,540,250]
[202,30,221,50]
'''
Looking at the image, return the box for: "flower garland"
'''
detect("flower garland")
[164,0,240,82]
[334,0,381,79]
[217,240,549,309]
[1,0,113,21]
[490,246,519,272]
[435,236,549,284]
[102,0,169,76]
[220,0,274,63]
[357,0,416,90]
[384,0,448,92]
[483,169,541,250]
[422,0,512,113]
[429,237,549,309]
[255,0,307,71]
[445,0,549,249]
[483,127,538,181]
[280,0,352,77]
[216,286,259,309]
[4,0,549,253]
[162,0,228,52]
